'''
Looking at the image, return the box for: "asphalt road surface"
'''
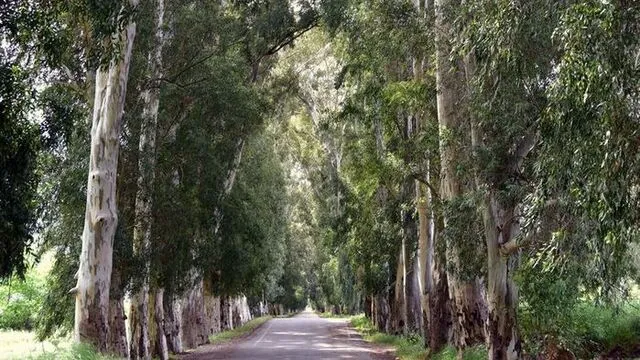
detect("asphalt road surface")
[183,311,393,360]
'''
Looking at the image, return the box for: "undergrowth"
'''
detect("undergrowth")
[351,315,427,360]
[520,301,640,358]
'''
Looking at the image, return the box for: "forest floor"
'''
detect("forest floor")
[180,310,394,360]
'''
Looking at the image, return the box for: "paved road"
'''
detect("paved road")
[183,311,392,360]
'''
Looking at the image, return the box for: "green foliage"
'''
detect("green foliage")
[430,345,487,360]
[534,0,640,301]
[0,270,44,330]
[0,79,40,279]
[519,301,640,358]
[213,130,288,299]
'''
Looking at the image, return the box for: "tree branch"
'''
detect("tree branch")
[509,126,537,173]
[410,173,440,201]
[500,199,560,255]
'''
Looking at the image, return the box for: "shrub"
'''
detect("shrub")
[0,271,44,330]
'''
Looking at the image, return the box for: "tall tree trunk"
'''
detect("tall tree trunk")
[180,278,208,349]
[130,0,165,358]
[154,288,169,360]
[173,138,244,351]
[73,2,138,351]
[482,196,521,359]
[465,51,523,359]
[407,253,423,333]
[419,164,451,351]
[164,293,184,353]
[434,0,486,352]
[393,231,407,335]
[374,292,391,333]
[428,210,451,351]
[416,182,430,337]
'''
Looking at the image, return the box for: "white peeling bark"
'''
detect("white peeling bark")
[73,2,138,352]
[416,181,430,332]
[130,0,165,358]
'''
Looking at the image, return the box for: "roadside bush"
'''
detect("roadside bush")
[520,299,640,358]
[0,271,45,330]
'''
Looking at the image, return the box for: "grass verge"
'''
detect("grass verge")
[350,315,426,360]
[208,316,272,345]
[430,345,487,360]
[350,315,488,360]
[0,330,72,360]
[30,343,120,360]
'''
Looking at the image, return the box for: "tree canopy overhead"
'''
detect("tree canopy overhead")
[1,0,639,359]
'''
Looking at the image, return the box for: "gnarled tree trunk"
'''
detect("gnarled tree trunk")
[73,2,138,351]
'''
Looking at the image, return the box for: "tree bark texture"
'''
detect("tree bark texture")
[74,2,138,351]
[393,230,408,335]
[428,217,451,351]
[154,288,169,360]
[417,182,430,338]
[130,0,165,357]
[107,269,128,358]
[407,253,423,333]
[373,292,391,333]
[163,294,184,354]
[482,196,521,360]
[180,279,208,349]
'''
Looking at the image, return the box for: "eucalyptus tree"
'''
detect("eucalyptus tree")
[458,0,559,356]
[72,0,140,351]
[129,0,167,357]
[329,0,452,343]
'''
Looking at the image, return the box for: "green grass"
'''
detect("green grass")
[208,316,272,345]
[0,331,120,360]
[30,343,120,360]
[350,315,488,360]
[520,300,640,357]
[0,330,68,359]
[350,315,426,360]
[570,301,640,357]
[430,345,487,360]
